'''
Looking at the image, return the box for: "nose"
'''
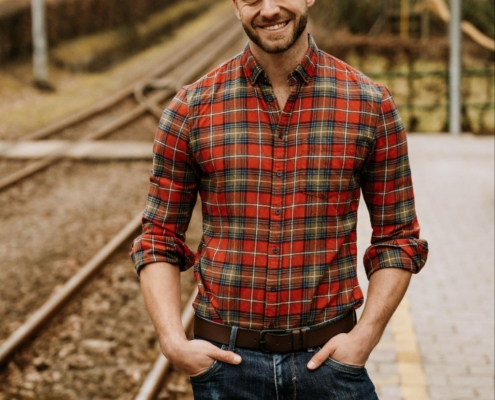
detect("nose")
[260,0,281,19]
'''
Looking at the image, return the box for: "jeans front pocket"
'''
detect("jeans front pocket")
[324,356,366,375]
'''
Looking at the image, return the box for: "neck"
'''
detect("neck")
[249,32,309,87]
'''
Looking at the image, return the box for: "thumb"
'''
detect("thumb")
[307,341,336,371]
[213,348,242,365]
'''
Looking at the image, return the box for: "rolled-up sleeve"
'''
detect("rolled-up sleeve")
[130,88,199,274]
[361,86,428,278]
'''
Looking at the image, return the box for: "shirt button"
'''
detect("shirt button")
[276,171,282,178]
[278,134,283,139]
[273,248,279,254]
[275,209,281,215]
[269,323,275,329]
[271,286,276,292]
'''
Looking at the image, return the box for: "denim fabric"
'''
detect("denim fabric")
[190,329,378,400]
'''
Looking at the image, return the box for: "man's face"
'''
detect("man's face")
[233,0,315,54]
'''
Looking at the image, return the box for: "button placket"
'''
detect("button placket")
[266,122,286,320]
[264,80,300,326]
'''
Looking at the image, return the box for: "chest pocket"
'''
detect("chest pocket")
[291,129,361,201]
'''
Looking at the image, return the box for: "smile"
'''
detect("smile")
[261,21,288,31]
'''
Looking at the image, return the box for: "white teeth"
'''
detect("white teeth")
[263,22,287,31]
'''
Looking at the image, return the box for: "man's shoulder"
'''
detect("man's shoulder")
[182,51,245,97]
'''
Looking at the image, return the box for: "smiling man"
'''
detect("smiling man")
[130,0,428,399]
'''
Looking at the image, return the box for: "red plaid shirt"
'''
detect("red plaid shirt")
[130,35,428,330]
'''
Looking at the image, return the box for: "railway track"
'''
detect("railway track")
[0,9,245,400]
[0,13,243,192]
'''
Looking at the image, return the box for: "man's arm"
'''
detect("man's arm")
[307,267,411,369]
[309,85,427,369]
[132,89,241,375]
[140,262,242,376]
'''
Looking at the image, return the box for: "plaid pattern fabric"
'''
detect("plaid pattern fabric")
[130,35,428,330]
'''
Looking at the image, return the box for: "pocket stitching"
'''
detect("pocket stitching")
[189,359,220,382]
[325,357,365,375]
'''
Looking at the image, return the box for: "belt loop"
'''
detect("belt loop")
[228,326,238,351]
[292,329,301,351]
[301,327,309,349]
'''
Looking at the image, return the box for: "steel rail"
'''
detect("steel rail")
[0,21,244,192]
[134,291,196,400]
[134,79,180,119]
[22,12,238,141]
[0,21,244,366]
[0,213,142,367]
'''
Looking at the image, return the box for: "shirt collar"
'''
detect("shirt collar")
[241,34,318,86]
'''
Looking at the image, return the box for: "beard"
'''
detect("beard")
[241,10,309,54]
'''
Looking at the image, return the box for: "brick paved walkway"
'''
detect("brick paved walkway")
[358,133,494,400]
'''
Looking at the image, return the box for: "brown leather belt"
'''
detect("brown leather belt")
[194,312,355,353]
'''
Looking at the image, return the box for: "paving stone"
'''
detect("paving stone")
[475,388,495,399]
[378,386,403,399]
[447,376,495,388]
[468,365,495,377]
[377,362,400,376]
[424,364,469,377]
[429,386,477,400]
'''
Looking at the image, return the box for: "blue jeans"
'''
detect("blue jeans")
[190,326,378,400]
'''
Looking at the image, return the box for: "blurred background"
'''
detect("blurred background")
[311,0,494,134]
[0,1,493,399]
[0,0,493,135]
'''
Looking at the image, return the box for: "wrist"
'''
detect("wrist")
[159,333,188,358]
[349,322,382,353]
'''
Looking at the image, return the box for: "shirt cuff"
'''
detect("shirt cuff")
[130,235,196,275]
[363,238,429,279]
